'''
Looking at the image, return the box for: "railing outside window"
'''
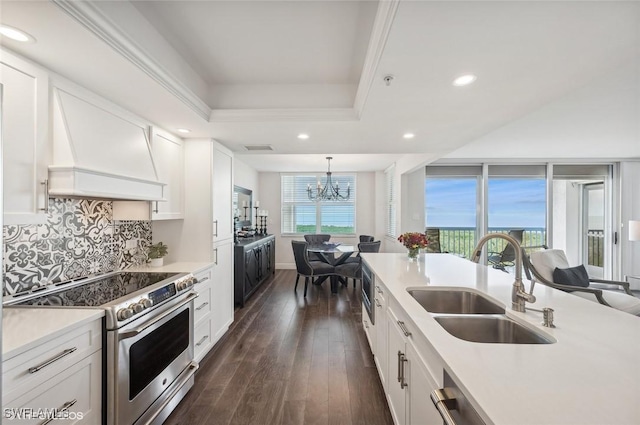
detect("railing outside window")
[587,229,604,267]
[434,227,547,259]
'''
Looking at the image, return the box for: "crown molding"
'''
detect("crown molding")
[210,108,359,122]
[52,0,212,121]
[353,0,400,119]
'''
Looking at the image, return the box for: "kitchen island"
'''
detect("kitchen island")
[361,252,640,425]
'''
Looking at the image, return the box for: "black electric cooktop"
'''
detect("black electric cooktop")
[12,272,178,307]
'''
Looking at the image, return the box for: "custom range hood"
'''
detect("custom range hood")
[49,86,165,201]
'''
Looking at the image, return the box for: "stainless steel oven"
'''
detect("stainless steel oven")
[361,262,375,325]
[6,271,201,425]
[108,291,199,425]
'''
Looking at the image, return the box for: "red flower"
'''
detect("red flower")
[397,232,429,250]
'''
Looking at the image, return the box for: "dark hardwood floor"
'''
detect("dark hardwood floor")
[164,269,393,425]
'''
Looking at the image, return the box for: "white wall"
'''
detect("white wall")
[552,180,581,265]
[258,171,378,268]
[234,157,260,202]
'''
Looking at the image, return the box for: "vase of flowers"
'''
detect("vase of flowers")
[397,232,429,261]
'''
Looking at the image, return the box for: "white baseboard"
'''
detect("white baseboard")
[277,263,296,270]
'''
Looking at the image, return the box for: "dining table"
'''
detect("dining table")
[307,243,357,293]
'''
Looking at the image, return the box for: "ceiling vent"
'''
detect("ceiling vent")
[244,144,274,151]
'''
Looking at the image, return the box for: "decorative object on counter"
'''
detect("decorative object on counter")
[147,242,168,267]
[398,232,429,261]
[307,157,351,202]
[254,204,260,234]
[2,198,151,296]
[256,210,269,235]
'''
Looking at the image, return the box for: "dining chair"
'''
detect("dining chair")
[359,235,375,243]
[336,241,381,288]
[291,241,335,297]
[303,234,331,262]
[523,248,640,315]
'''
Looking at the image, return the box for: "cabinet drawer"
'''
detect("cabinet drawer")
[3,320,101,405]
[194,319,213,362]
[194,284,212,325]
[193,267,213,286]
[4,350,102,424]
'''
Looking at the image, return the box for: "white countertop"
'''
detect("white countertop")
[361,253,640,425]
[127,261,214,274]
[2,307,104,359]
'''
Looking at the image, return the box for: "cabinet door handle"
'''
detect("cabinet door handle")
[376,285,383,294]
[196,277,210,284]
[214,248,218,265]
[375,299,382,308]
[399,351,408,389]
[196,336,208,347]
[213,220,218,237]
[196,302,209,311]
[431,389,459,425]
[28,347,77,373]
[153,201,159,214]
[397,320,412,337]
[39,399,78,425]
[40,179,49,212]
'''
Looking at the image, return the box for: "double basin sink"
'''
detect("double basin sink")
[408,289,554,344]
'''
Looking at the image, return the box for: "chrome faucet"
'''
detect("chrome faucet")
[470,233,536,312]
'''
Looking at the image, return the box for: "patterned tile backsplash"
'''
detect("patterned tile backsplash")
[3,198,152,296]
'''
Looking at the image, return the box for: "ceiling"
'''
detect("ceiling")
[1,1,639,172]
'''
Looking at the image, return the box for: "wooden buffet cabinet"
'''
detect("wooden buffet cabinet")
[234,235,276,307]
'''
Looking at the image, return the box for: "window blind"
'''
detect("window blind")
[281,173,356,235]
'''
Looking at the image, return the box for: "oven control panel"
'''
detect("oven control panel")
[112,274,195,326]
[149,284,177,305]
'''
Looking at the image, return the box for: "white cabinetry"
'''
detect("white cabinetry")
[155,139,235,358]
[212,238,234,343]
[192,256,233,363]
[1,49,50,225]
[386,306,442,425]
[212,145,234,242]
[150,127,184,220]
[2,318,103,424]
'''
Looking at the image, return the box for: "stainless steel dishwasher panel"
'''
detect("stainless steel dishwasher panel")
[430,370,486,425]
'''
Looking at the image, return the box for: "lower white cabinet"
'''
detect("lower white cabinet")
[2,318,103,424]
[362,303,376,350]
[386,306,442,425]
[212,239,234,344]
[193,251,234,362]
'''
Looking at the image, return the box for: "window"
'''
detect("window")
[281,174,356,235]
[385,165,396,237]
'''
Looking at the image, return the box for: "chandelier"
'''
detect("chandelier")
[307,157,350,202]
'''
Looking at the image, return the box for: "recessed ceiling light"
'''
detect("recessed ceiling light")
[452,74,477,87]
[177,128,190,134]
[297,133,310,140]
[403,133,415,139]
[0,25,35,43]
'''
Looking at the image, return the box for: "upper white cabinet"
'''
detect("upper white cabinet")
[212,144,234,242]
[150,127,184,220]
[1,49,50,225]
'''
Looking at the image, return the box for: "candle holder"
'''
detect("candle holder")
[243,206,249,221]
[261,215,268,235]
[254,206,260,234]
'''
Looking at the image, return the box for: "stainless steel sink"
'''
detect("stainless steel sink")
[408,289,505,314]
[434,315,555,344]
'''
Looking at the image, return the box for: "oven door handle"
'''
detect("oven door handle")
[119,292,199,340]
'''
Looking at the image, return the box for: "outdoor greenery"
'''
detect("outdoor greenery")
[296,225,354,234]
[438,228,547,259]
